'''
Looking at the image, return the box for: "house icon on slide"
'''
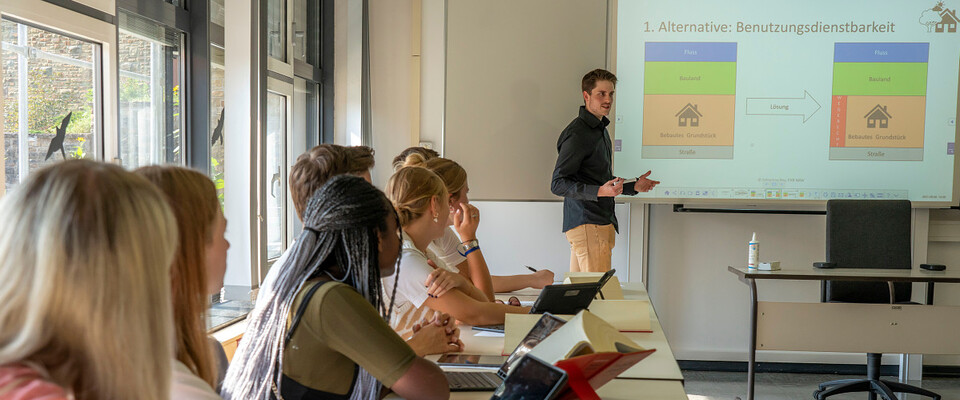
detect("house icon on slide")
[864,104,891,129]
[675,103,702,127]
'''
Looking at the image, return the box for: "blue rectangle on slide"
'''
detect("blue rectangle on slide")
[645,42,737,62]
[834,43,929,63]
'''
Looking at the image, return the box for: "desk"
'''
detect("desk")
[401,282,686,399]
[728,266,960,400]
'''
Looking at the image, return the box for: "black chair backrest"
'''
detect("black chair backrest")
[823,200,912,303]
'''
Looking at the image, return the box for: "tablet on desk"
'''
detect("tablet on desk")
[529,269,614,314]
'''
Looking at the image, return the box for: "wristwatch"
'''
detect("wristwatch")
[457,239,480,256]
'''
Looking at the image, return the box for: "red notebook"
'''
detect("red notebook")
[553,349,657,400]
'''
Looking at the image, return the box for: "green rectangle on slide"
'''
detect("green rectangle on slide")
[644,62,736,95]
[832,62,928,96]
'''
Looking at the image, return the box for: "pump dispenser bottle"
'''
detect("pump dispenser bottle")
[748,232,759,269]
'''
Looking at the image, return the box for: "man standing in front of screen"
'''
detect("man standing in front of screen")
[551,69,660,272]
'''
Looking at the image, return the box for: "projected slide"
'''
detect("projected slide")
[830,43,928,161]
[615,0,960,205]
[642,42,737,159]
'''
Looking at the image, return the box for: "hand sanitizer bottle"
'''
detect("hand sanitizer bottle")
[748,232,759,269]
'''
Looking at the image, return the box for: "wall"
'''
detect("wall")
[368,0,415,187]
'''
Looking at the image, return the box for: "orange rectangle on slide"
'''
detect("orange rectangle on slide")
[842,95,924,148]
[642,94,735,146]
[830,96,847,148]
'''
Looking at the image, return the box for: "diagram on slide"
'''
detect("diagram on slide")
[829,42,929,161]
[641,42,737,159]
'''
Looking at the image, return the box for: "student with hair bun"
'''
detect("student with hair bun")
[415,156,555,298]
[384,156,528,338]
[0,160,178,400]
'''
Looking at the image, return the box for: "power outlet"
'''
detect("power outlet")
[418,141,434,150]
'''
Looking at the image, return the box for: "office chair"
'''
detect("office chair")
[814,200,940,400]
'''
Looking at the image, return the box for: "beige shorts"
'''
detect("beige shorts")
[565,223,615,272]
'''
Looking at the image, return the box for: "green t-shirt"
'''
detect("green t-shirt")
[282,280,416,395]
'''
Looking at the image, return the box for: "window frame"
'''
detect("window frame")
[0,0,119,170]
[118,0,210,173]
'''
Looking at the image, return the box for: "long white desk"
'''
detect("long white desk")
[388,282,686,399]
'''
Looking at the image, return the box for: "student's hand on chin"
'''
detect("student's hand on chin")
[452,203,480,240]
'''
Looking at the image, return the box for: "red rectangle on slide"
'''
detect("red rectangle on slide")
[830,96,847,148]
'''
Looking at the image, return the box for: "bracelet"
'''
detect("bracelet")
[461,246,480,257]
[457,239,479,256]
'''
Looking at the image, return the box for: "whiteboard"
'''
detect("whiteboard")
[444,0,609,201]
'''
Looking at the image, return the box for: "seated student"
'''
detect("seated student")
[392,146,440,171]
[384,159,529,338]
[222,176,449,400]
[262,143,460,356]
[137,166,231,398]
[416,157,555,297]
[0,160,178,400]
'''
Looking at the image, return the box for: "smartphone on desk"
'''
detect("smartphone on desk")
[490,354,567,400]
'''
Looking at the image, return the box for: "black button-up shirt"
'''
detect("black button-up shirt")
[551,106,637,233]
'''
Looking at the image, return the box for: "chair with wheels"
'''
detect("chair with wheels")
[813,199,940,400]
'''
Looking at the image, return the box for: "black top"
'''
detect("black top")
[551,106,637,233]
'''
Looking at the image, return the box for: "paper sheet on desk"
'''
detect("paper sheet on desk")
[474,331,505,337]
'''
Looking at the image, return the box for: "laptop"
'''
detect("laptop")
[443,313,567,391]
[529,269,616,314]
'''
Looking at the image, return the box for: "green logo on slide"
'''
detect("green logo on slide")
[920,1,959,33]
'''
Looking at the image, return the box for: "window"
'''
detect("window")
[1,18,100,194]
[264,91,287,259]
[267,0,286,61]
[210,0,225,204]
[292,0,319,65]
[117,12,185,169]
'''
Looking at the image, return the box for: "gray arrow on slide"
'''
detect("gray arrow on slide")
[745,90,821,123]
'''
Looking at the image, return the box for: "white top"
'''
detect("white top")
[172,360,222,400]
[255,245,293,309]
[427,227,465,273]
[382,232,445,339]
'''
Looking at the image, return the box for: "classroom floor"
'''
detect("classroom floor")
[683,370,960,399]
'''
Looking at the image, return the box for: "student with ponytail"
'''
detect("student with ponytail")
[385,156,529,338]
[222,175,448,400]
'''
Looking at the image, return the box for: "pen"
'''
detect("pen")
[525,265,538,273]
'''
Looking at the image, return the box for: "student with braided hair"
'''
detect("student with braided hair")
[222,175,448,400]
[385,158,529,338]
[260,144,461,357]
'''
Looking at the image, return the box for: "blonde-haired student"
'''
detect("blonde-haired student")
[0,160,178,400]
[384,157,528,338]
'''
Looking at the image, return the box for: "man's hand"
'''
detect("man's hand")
[598,177,624,197]
[452,203,480,242]
[633,171,660,193]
